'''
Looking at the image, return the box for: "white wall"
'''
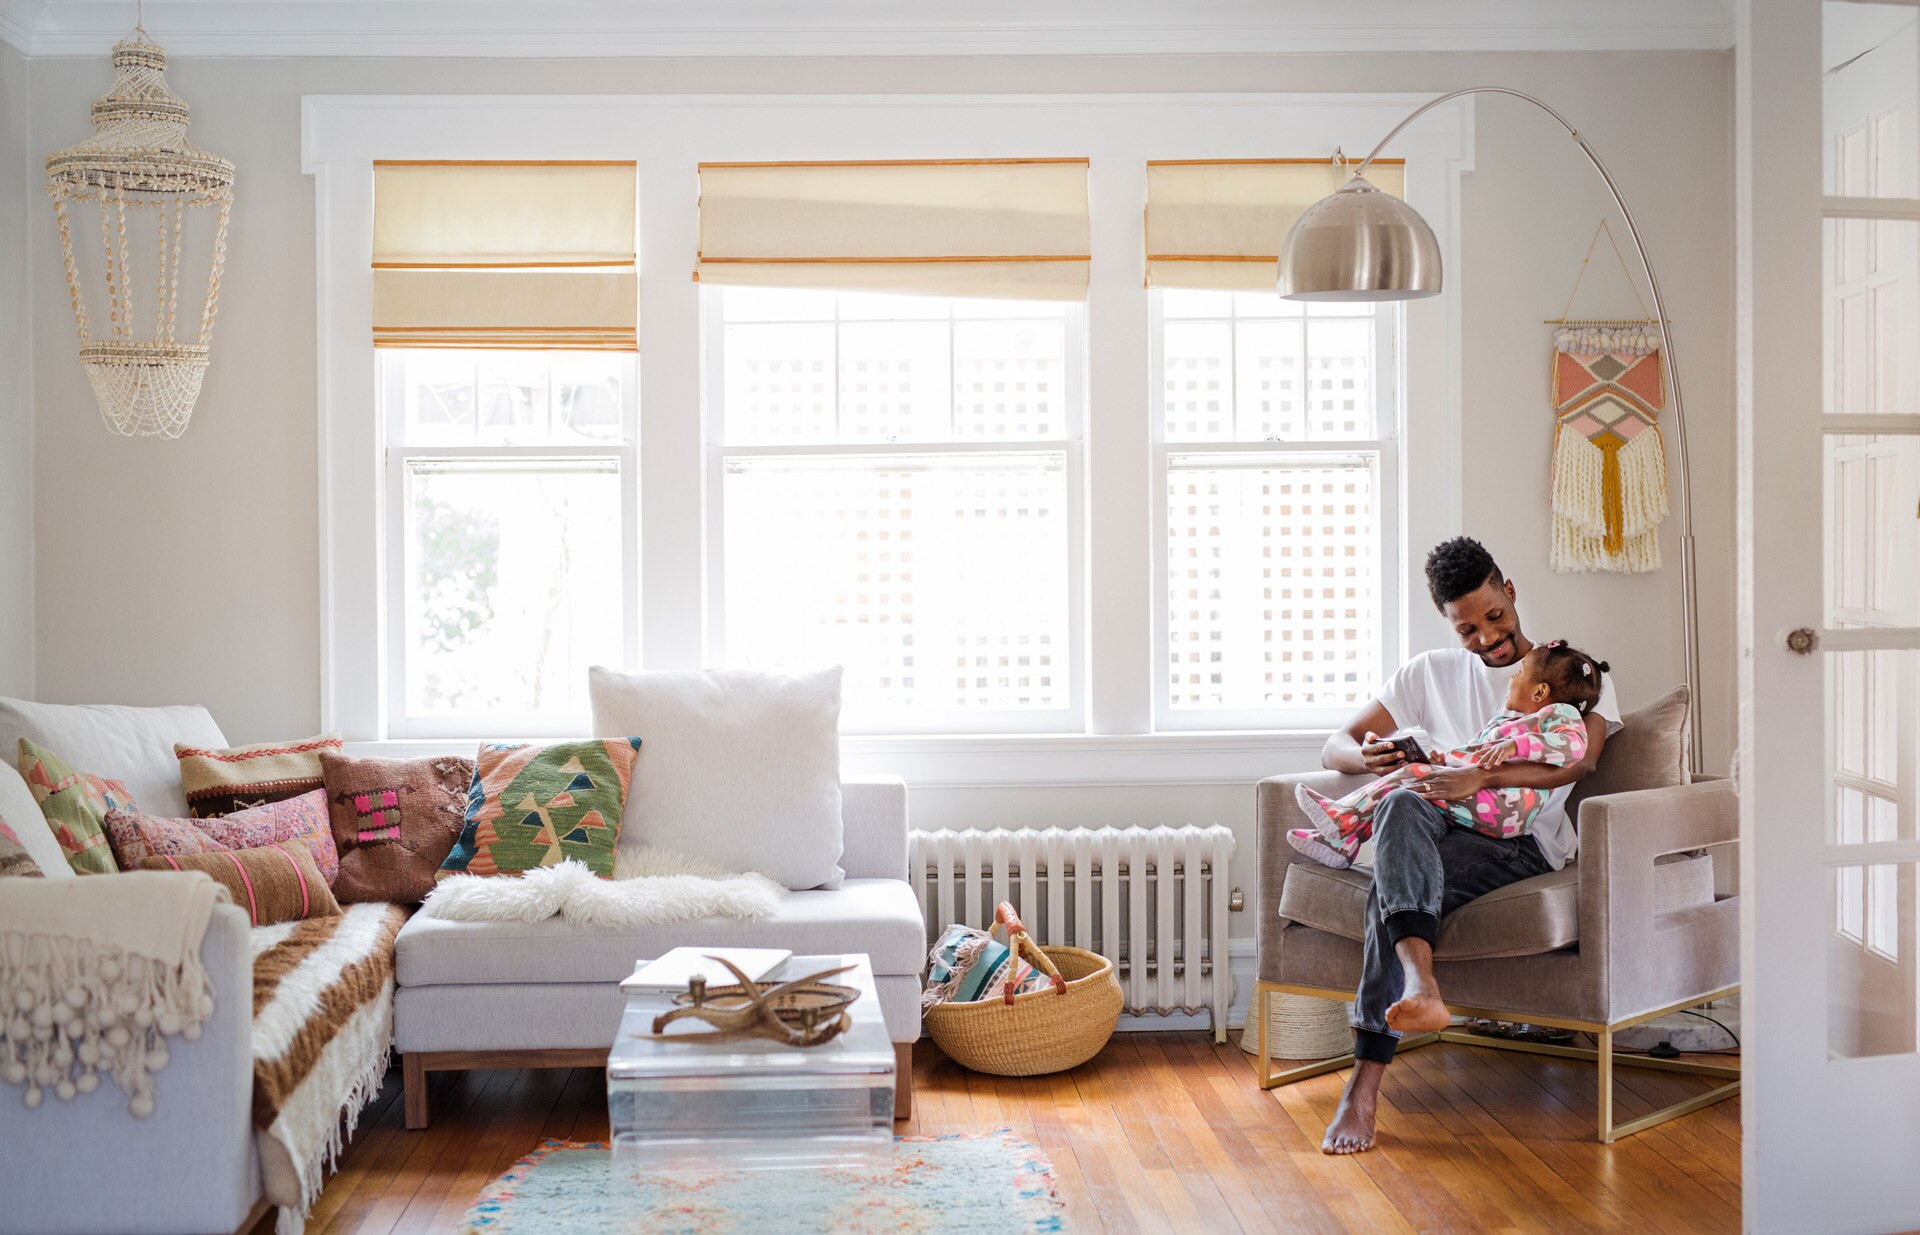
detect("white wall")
[0,43,31,699]
[25,49,1736,933]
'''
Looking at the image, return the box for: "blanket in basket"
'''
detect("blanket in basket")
[249,902,407,1235]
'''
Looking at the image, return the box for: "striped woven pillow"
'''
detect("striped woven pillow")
[140,842,341,926]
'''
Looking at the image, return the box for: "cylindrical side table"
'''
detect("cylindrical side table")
[1238,990,1353,1059]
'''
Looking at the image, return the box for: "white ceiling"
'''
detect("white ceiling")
[0,0,1738,59]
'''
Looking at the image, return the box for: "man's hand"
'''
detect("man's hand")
[1473,740,1517,769]
[1409,766,1488,802]
[1359,731,1408,775]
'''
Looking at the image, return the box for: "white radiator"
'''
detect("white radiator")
[909,824,1236,1041]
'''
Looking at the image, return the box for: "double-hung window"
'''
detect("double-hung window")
[696,159,1091,733]
[1145,160,1403,729]
[371,162,640,738]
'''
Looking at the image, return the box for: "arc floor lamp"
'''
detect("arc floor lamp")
[1277,87,1704,771]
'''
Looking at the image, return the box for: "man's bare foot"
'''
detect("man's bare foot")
[1385,983,1451,1034]
[1321,1063,1382,1154]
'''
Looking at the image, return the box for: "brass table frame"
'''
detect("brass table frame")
[1252,980,1740,1144]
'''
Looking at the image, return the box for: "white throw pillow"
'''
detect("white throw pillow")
[589,666,845,890]
[0,760,72,879]
[0,697,228,819]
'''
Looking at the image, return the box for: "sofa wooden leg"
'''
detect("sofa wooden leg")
[894,1043,914,1121]
[403,1053,430,1130]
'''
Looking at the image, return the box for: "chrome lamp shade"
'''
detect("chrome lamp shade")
[1276,175,1441,302]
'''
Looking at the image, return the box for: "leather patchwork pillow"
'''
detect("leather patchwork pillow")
[103,789,340,884]
[320,752,472,903]
[0,819,45,878]
[175,734,344,817]
[440,739,640,880]
[18,738,136,875]
[140,842,341,927]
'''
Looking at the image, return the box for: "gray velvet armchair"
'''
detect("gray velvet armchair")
[1251,688,1740,1142]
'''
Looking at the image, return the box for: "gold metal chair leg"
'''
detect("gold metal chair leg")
[1597,1027,1614,1143]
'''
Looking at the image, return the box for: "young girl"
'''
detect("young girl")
[1287,641,1609,870]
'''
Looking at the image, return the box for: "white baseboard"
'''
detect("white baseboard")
[1112,938,1258,1033]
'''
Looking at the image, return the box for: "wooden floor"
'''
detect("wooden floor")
[300,1033,1740,1234]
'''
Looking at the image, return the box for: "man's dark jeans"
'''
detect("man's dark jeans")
[1351,787,1552,1064]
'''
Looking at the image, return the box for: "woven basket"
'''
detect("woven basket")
[924,907,1123,1077]
[1237,990,1353,1060]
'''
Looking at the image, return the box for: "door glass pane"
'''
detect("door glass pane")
[1829,861,1919,1059]
[1829,651,1912,845]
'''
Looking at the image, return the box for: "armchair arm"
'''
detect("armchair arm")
[1255,771,1372,983]
[1575,778,1739,1024]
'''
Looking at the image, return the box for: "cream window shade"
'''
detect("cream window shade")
[1145,160,1407,292]
[697,159,1090,301]
[372,161,637,350]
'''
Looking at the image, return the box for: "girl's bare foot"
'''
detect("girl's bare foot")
[1385,982,1452,1034]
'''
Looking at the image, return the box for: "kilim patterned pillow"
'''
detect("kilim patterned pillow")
[175,733,344,818]
[103,789,340,884]
[439,739,640,880]
[321,752,473,903]
[18,738,136,875]
[0,819,45,878]
[140,842,342,927]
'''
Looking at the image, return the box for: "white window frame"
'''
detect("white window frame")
[701,289,1088,734]
[378,351,641,739]
[1148,294,1403,731]
[305,92,1468,784]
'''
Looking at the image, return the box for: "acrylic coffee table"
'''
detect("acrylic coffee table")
[606,952,895,1175]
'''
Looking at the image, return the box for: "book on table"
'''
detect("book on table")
[620,946,793,993]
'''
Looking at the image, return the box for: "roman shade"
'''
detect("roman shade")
[1145,159,1407,291]
[696,159,1091,301]
[372,161,637,350]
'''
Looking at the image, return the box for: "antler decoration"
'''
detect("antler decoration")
[646,956,860,1048]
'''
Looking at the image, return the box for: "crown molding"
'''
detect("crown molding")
[2,0,1736,59]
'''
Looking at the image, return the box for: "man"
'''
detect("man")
[1314,537,1618,1154]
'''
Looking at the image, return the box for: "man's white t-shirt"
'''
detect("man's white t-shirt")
[1375,647,1620,870]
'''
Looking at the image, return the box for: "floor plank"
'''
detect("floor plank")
[304,1032,1740,1234]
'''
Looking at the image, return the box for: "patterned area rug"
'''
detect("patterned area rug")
[459,1130,1068,1234]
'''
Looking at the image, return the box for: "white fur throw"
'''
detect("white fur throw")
[421,847,782,927]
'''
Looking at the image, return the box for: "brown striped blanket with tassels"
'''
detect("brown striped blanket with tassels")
[249,902,408,1234]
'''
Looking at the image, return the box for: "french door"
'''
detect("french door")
[1743,2,1920,1230]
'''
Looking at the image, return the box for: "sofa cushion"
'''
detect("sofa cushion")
[589,665,845,891]
[141,842,341,927]
[440,739,639,881]
[0,761,72,880]
[19,738,137,874]
[395,876,926,987]
[1277,850,1717,961]
[322,751,472,903]
[176,733,343,817]
[0,696,227,819]
[104,789,340,884]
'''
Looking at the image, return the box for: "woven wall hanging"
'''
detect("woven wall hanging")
[1547,222,1670,573]
[45,22,234,439]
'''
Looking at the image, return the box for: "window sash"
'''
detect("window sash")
[702,287,1087,734]
[1148,292,1402,729]
[379,351,641,738]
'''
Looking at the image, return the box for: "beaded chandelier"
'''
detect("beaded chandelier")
[45,26,234,438]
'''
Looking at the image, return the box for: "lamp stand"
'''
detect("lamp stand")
[1352,88,1704,771]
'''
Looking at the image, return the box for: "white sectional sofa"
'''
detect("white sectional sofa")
[0,695,925,1235]
[393,776,924,1125]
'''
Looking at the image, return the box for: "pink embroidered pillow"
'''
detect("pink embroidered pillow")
[103,789,340,883]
